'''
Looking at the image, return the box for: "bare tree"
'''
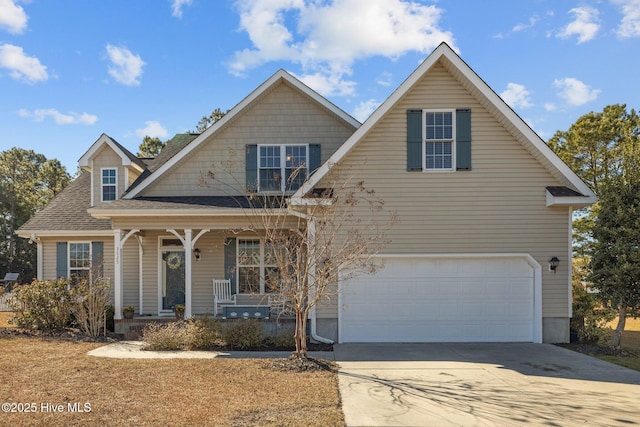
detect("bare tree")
[205,162,396,359]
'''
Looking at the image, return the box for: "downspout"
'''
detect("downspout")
[287,205,334,345]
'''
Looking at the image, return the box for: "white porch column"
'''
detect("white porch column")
[114,229,123,320]
[184,229,193,318]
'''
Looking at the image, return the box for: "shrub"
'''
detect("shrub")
[142,322,188,351]
[105,305,115,332]
[184,317,224,350]
[222,319,265,350]
[264,332,296,350]
[142,318,225,351]
[10,279,72,331]
[572,281,614,343]
[69,278,112,337]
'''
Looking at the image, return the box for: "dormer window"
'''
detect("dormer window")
[101,168,117,201]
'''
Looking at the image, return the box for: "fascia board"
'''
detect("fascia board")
[78,134,139,169]
[17,230,114,238]
[546,191,598,208]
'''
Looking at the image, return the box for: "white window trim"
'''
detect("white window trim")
[422,109,456,172]
[236,238,277,294]
[257,144,309,193]
[101,167,118,202]
[68,241,91,281]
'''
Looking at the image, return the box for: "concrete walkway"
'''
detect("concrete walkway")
[87,340,334,360]
[335,343,640,427]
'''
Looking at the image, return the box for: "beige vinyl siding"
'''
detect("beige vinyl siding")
[122,238,139,309]
[91,145,125,205]
[142,81,355,197]
[320,61,572,318]
[112,215,301,231]
[191,232,226,315]
[40,236,115,300]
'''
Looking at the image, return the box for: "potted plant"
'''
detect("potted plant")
[173,304,185,320]
[123,306,135,319]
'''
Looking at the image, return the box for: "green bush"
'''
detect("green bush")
[222,319,265,350]
[10,279,72,331]
[572,281,614,343]
[264,332,296,350]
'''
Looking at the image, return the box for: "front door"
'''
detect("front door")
[161,249,185,311]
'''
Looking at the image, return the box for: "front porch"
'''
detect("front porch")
[110,225,298,322]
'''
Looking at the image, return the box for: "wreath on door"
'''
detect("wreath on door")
[166,253,182,270]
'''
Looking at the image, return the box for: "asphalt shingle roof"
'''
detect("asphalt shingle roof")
[19,171,112,232]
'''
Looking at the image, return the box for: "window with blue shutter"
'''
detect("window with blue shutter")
[407,108,471,171]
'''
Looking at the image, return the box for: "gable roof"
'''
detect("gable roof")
[17,171,112,237]
[292,42,596,208]
[78,133,146,172]
[126,133,199,193]
[124,69,361,199]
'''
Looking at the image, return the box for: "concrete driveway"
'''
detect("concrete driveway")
[334,343,640,426]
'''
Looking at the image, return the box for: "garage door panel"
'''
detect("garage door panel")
[340,256,535,343]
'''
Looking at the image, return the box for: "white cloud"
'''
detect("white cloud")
[544,103,557,112]
[0,0,28,34]
[557,6,600,43]
[553,77,600,106]
[0,43,48,83]
[612,0,640,38]
[171,0,192,18]
[500,83,533,109]
[376,72,392,87]
[105,44,145,86]
[18,108,98,125]
[512,15,539,32]
[135,120,169,139]
[353,99,380,122]
[229,0,457,96]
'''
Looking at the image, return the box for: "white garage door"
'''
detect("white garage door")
[339,256,535,343]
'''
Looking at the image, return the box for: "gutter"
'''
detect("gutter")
[286,205,335,345]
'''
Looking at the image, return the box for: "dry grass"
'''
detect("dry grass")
[0,312,13,328]
[0,335,344,426]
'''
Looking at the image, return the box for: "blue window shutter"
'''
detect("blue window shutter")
[407,110,423,171]
[56,242,67,279]
[309,144,321,174]
[456,109,472,171]
[224,238,237,294]
[92,241,104,278]
[245,145,258,192]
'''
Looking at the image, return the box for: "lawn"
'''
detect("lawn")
[599,317,640,370]
[0,334,344,427]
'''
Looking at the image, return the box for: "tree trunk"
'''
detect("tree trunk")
[611,306,626,353]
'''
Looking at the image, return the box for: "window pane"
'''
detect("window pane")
[425,111,453,142]
[425,141,452,170]
[238,266,260,293]
[285,167,307,191]
[285,146,306,168]
[264,267,280,293]
[103,185,116,201]
[102,169,116,184]
[238,240,260,266]
[259,169,281,192]
[259,146,281,168]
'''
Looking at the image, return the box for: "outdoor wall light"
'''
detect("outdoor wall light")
[548,256,560,273]
[194,248,201,261]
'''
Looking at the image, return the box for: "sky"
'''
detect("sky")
[1,0,639,173]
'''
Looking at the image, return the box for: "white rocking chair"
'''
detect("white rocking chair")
[213,279,235,316]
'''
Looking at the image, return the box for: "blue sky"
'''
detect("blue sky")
[1,0,638,173]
